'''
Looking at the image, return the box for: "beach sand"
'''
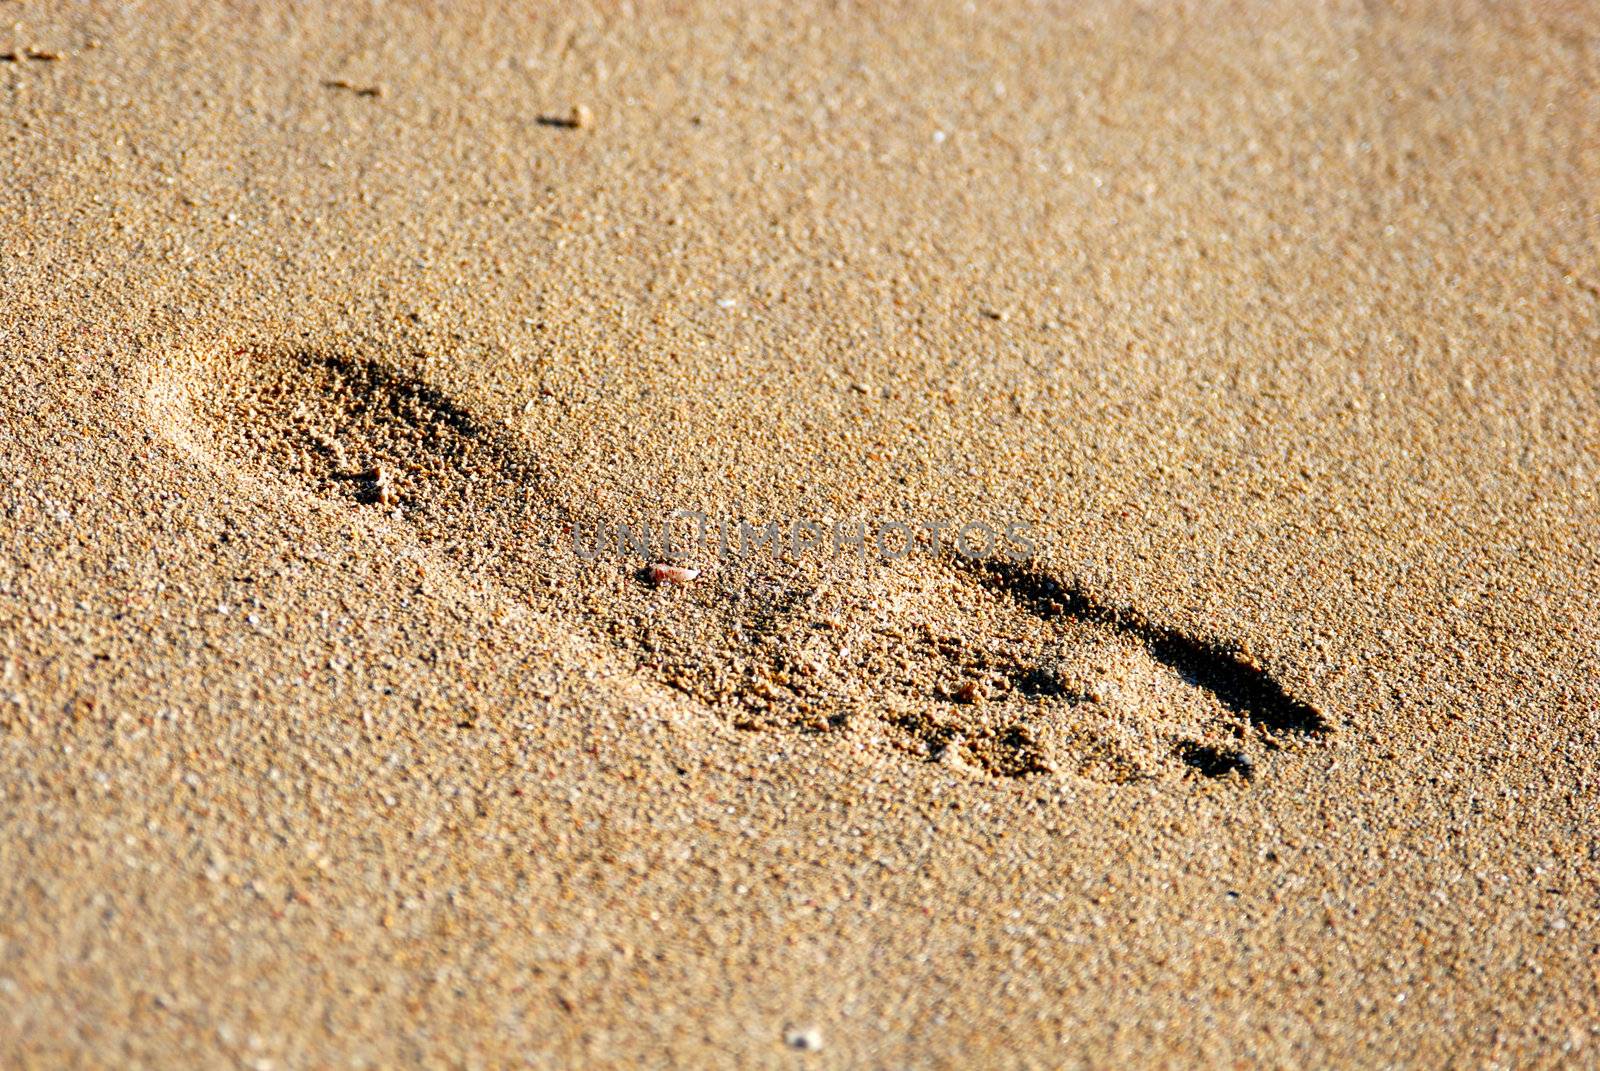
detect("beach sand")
[2,1,1597,1065]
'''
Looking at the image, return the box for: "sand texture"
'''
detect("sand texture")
[2,1,1598,1067]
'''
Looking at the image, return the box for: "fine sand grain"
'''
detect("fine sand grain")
[2,1,1598,1067]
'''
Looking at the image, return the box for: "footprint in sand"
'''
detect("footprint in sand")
[147,341,1330,783]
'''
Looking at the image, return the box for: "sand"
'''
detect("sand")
[2,1,1597,1066]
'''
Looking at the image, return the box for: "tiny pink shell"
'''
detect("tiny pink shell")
[647,564,701,584]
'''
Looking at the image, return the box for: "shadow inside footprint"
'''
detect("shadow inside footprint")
[968,558,1329,739]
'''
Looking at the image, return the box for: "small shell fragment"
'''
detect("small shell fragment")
[362,465,398,505]
[647,564,700,585]
[784,1027,823,1052]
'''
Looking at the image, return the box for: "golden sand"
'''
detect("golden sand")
[2,1,1597,1065]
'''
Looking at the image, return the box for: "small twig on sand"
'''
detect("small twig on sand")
[323,78,385,98]
[1,47,65,63]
